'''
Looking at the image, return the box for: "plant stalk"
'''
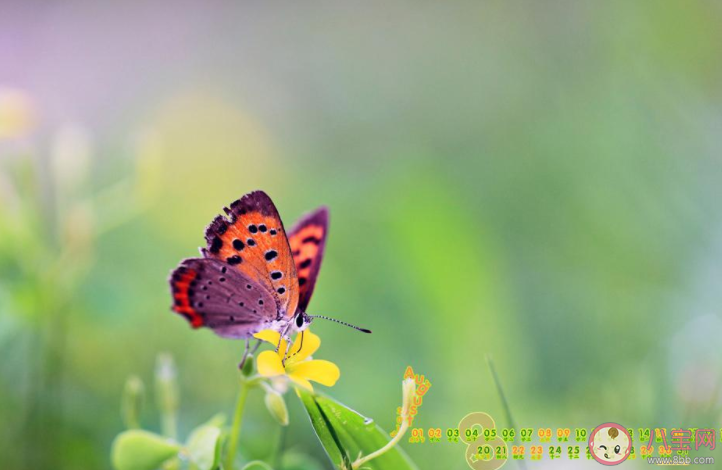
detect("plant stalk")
[352,378,416,469]
[272,423,287,469]
[352,417,410,469]
[225,379,250,469]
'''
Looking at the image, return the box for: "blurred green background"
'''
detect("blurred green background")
[1,1,722,469]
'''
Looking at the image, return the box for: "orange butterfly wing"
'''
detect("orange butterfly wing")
[287,207,328,312]
[203,191,299,319]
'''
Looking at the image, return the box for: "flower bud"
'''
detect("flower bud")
[122,375,144,429]
[400,378,416,419]
[155,354,178,410]
[264,389,289,426]
[155,353,179,438]
[241,354,254,377]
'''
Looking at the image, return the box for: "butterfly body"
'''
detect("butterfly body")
[169,190,328,340]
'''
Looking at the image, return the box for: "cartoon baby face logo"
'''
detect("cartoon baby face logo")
[589,423,631,465]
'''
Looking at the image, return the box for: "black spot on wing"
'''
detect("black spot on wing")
[205,215,231,253]
[210,216,229,235]
[226,255,242,265]
[210,236,223,254]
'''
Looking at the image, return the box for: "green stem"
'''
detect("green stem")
[486,355,527,470]
[352,417,410,469]
[351,378,415,470]
[225,379,250,469]
[272,423,287,469]
[161,413,177,441]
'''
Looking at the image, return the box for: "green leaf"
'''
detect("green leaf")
[297,389,418,470]
[240,461,274,470]
[186,425,222,470]
[281,452,325,470]
[202,412,226,428]
[111,430,181,470]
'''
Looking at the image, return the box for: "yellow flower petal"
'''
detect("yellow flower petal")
[288,360,340,387]
[257,350,285,377]
[254,329,281,345]
[254,329,287,357]
[289,375,314,392]
[287,330,321,365]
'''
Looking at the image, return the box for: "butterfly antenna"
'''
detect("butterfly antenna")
[308,315,372,334]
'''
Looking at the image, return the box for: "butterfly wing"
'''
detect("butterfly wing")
[202,191,299,319]
[169,257,277,339]
[287,207,329,311]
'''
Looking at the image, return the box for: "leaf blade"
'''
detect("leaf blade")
[186,425,222,470]
[297,389,418,470]
[111,430,181,470]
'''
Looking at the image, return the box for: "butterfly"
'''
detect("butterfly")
[168,190,369,357]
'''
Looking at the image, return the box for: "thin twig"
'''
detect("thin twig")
[486,355,526,470]
[225,379,250,470]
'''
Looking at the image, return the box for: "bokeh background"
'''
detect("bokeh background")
[2,1,722,469]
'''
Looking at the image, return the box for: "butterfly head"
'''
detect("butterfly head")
[294,311,313,332]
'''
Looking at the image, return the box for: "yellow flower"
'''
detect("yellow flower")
[254,329,340,392]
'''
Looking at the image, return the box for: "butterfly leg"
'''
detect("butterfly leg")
[238,339,263,370]
[284,330,306,363]
[275,322,293,353]
[274,322,295,366]
[238,339,251,370]
[281,339,294,366]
